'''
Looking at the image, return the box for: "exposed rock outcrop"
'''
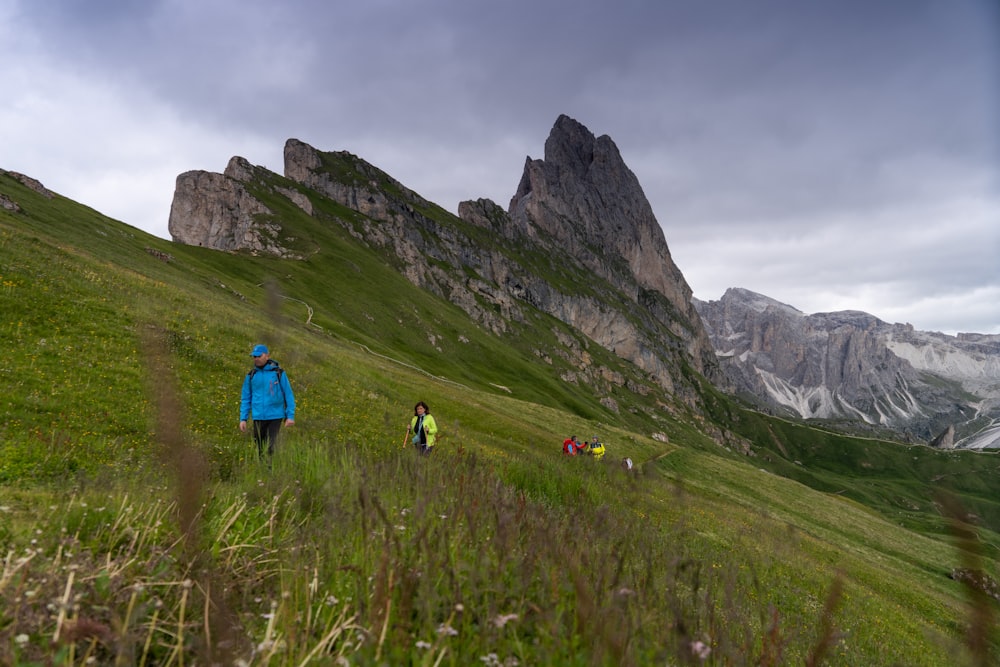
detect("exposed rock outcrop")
[0,169,54,211]
[2,170,54,198]
[506,115,716,378]
[931,425,956,449]
[168,157,299,258]
[169,116,723,407]
[0,193,20,212]
[695,287,1000,446]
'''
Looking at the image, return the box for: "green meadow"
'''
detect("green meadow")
[1,170,998,665]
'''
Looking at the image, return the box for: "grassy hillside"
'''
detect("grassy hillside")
[1,171,998,665]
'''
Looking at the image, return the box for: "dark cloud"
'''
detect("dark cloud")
[2,0,998,333]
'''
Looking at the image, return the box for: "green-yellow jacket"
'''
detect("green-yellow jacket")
[410,414,438,447]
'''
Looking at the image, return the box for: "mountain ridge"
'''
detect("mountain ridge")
[169,115,721,410]
[164,115,999,450]
[695,287,1000,449]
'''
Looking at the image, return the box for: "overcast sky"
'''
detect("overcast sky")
[2,0,998,334]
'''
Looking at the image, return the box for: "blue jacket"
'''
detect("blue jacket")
[240,360,295,422]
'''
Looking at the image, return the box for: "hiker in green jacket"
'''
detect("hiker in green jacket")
[409,401,438,455]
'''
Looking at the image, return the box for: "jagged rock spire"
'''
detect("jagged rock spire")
[508,114,715,374]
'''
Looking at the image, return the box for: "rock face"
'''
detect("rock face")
[284,119,720,398]
[168,157,298,258]
[695,287,1000,447]
[0,169,54,211]
[507,115,716,378]
[511,116,685,299]
[168,116,721,404]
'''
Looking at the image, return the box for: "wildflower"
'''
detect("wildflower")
[416,640,432,649]
[690,640,711,660]
[15,634,29,645]
[437,623,458,636]
[454,603,464,612]
[493,613,519,628]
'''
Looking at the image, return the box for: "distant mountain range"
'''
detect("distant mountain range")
[695,288,1000,449]
[163,116,1000,450]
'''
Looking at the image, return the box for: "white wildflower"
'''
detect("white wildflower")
[493,613,519,628]
[690,640,711,660]
[436,623,458,636]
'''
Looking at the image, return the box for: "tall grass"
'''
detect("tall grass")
[3,170,999,664]
[3,427,996,665]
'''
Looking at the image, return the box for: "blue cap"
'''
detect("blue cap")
[250,344,269,357]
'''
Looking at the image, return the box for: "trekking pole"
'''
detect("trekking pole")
[402,425,411,450]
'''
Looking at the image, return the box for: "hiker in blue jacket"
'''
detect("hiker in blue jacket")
[239,344,296,459]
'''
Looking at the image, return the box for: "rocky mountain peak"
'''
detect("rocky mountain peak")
[510,115,681,296]
[718,288,803,316]
[696,287,1000,447]
[508,115,715,375]
[167,158,299,258]
[167,116,722,404]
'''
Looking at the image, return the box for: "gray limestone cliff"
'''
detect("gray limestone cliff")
[506,115,716,379]
[168,116,721,405]
[168,157,299,258]
[280,118,718,398]
[695,287,1000,447]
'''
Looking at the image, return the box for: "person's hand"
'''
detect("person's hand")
[239,420,247,432]
[285,419,295,427]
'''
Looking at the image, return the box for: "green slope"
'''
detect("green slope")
[1,170,998,664]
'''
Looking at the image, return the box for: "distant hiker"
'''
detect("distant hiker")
[589,435,606,460]
[410,401,438,455]
[563,435,583,455]
[239,344,296,460]
[622,457,633,471]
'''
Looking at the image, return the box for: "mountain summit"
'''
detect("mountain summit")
[695,287,1000,447]
[506,115,714,375]
[168,115,719,407]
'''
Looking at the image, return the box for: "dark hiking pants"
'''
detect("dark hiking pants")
[253,419,283,459]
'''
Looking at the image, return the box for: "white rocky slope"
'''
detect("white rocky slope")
[694,288,1000,448]
[885,330,1000,448]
